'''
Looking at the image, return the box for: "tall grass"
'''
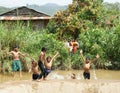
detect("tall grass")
[0,22,70,73]
[0,21,120,73]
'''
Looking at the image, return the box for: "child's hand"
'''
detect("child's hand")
[5,48,9,54]
[28,68,31,73]
[96,54,100,58]
[80,49,83,54]
[55,51,59,56]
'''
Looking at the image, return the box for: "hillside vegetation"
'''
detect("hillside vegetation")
[0,1,120,73]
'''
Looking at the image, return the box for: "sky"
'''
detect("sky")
[0,0,120,8]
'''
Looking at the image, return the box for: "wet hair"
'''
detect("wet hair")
[32,60,37,67]
[13,45,19,49]
[32,60,35,64]
[46,56,52,61]
[71,73,76,79]
[86,57,90,60]
[41,47,46,52]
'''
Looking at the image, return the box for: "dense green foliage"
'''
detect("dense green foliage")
[78,27,120,69]
[0,22,70,73]
[46,0,120,69]
[51,0,105,39]
[0,0,120,73]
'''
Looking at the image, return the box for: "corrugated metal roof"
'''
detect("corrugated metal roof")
[0,6,51,17]
[0,16,51,20]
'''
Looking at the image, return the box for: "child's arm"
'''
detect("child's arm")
[28,68,32,73]
[80,50,85,62]
[50,52,59,63]
[91,54,100,63]
[19,52,26,57]
[6,51,13,55]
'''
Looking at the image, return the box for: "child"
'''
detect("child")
[7,46,25,78]
[80,50,99,79]
[72,39,79,54]
[38,47,46,80]
[71,73,76,79]
[29,60,41,81]
[44,52,59,79]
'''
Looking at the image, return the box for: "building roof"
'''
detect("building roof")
[0,6,51,20]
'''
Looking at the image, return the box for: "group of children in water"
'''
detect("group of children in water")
[30,47,59,81]
[7,45,99,81]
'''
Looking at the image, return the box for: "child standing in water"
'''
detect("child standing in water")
[38,47,46,80]
[44,52,59,79]
[7,46,25,78]
[80,50,99,79]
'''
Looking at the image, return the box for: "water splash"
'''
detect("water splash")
[49,73,82,80]
[93,70,97,80]
[92,64,98,80]
[76,74,81,80]
[48,72,64,80]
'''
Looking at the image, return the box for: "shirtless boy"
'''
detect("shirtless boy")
[29,60,41,81]
[38,47,46,80]
[8,46,25,78]
[80,50,99,79]
[44,52,59,79]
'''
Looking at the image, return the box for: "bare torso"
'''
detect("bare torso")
[11,51,20,60]
[84,62,90,72]
[39,52,45,64]
[45,62,52,69]
[32,66,39,74]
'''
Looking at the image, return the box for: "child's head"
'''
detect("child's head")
[41,47,46,52]
[13,46,19,52]
[46,56,52,63]
[71,73,76,79]
[85,57,90,63]
[32,60,37,67]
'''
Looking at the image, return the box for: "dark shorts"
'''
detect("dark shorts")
[83,72,90,79]
[32,74,40,80]
[38,60,46,79]
[12,60,22,71]
[45,68,51,78]
[45,68,51,73]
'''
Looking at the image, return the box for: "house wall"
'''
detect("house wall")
[0,19,49,30]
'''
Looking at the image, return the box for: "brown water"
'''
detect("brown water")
[0,70,120,93]
[0,70,120,83]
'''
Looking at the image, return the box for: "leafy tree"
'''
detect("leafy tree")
[52,0,104,39]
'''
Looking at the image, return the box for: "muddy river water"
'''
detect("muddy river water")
[0,70,120,93]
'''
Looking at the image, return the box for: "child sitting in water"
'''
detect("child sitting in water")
[44,52,59,79]
[29,60,41,81]
[80,50,99,79]
[71,73,76,79]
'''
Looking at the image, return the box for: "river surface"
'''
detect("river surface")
[0,70,120,93]
[0,70,120,83]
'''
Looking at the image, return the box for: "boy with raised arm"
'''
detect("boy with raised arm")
[44,52,59,79]
[7,46,25,78]
[80,50,99,79]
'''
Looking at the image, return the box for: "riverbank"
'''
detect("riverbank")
[0,79,120,93]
